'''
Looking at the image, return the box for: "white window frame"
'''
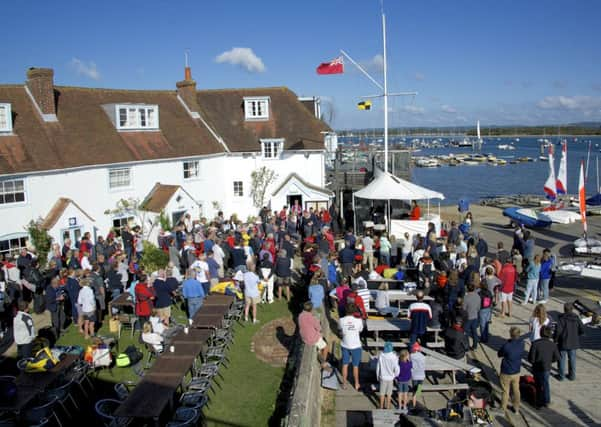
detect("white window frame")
[183,160,200,180]
[233,181,244,197]
[0,233,28,259]
[115,104,159,130]
[108,167,132,190]
[261,138,284,159]
[112,216,135,237]
[244,97,269,120]
[0,178,26,206]
[0,103,13,133]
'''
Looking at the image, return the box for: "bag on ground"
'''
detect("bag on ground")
[25,347,60,373]
[116,345,143,367]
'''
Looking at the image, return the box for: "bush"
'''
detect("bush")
[140,241,169,273]
[26,220,52,268]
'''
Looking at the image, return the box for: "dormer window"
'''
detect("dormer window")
[108,104,159,130]
[244,97,269,120]
[261,138,284,159]
[0,104,12,133]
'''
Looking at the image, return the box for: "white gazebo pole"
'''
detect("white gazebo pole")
[352,193,357,233]
[388,199,391,235]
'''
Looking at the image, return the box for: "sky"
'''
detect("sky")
[2,0,601,130]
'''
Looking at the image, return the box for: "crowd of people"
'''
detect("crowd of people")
[296,211,586,413]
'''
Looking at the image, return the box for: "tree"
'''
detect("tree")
[250,167,278,209]
[104,197,156,240]
[26,219,52,267]
[140,241,169,273]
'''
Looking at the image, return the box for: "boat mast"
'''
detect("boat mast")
[382,11,389,172]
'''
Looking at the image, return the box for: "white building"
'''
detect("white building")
[0,67,332,255]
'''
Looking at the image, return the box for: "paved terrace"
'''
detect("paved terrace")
[334,205,601,427]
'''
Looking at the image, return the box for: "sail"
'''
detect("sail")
[477,120,481,140]
[579,160,587,234]
[556,141,567,195]
[543,145,557,200]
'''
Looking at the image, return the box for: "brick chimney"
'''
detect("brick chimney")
[26,68,57,120]
[176,63,201,118]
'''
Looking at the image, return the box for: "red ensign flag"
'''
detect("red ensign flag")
[316,57,344,75]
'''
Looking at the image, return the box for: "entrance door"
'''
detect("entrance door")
[172,210,186,227]
[287,195,302,210]
[61,227,83,246]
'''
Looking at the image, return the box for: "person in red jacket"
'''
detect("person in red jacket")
[135,274,155,325]
[409,200,421,220]
[346,289,367,320]
[499,260,518,318]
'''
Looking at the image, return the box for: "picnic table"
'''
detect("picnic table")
[365,319,442,345]
[115,327,211,425]
[203,294,235,306]
[369,290,433,304]
[367,278,404,290]
[198,304,230,318]
[108,292,134,314]
[192,313,224,329]
[0,385,40,414]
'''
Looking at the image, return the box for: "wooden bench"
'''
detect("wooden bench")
[421,383,469,392]
[425,341,445,348]
[365,338,407,349]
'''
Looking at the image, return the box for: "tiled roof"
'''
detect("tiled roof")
[196,87,331,152]
[0,79,330,176]
[139,183,180,213]
[41,197,95,230]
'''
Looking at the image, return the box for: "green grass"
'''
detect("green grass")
[54,299,294,426]
[204,301,292,427]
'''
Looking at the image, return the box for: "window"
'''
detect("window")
[0,179,25,205]
[183,160,200,179]
[233,181,243,197]
[261,139,284,159]
[0,104,12,133]
[112,217,134,237]
[244,97,269,120]
[109,168,131,189]
[116,104,159,130]
[0,235,28,258]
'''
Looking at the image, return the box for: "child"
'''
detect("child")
[410,342,426,408]
[142,321,164,352]
[376,342,399,409]
[396,349,413,413]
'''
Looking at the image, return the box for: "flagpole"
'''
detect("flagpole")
[382,11,389,173]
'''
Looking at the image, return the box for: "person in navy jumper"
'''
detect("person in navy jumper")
[408,290,432,345]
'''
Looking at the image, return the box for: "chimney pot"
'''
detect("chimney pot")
[26,67,56,116]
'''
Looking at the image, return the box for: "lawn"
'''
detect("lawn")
[203,300,293,427]
[54,298,294,426]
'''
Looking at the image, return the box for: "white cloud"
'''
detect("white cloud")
[399,105,425,114]
[360,54,384,72]
[536,95,601,111]
[441,104,457,114]
[69,58,100,80]
[414,72,425,81]
[215,47,266,73]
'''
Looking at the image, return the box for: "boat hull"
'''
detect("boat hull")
[502,207,552,228]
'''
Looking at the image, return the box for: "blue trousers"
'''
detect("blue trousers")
[559,349,577,380]
[187,296,204,319]
[533,370,550,406]
[464,318,479,348]
[479,308,492,343]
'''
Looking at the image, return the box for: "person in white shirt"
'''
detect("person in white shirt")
[529,304,550,342]
[190,254,210,295]
[243,263,261,324]
[362,234,375,271]
[339,303,364,390]
[410,342,426,407]
[77,279,97,339]
[13,301,35,359]
[80,252,92,271]
[167,261,183,283]
[142,322,164,352]
[212,240,225,278]
[377,342,400,409]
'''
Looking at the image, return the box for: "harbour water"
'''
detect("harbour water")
[411,136,601,205]
[338,135,601,205]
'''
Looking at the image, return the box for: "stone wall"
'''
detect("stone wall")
[283,309,330,427]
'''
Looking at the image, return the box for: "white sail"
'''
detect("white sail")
[543,145,557,201]
[477,120,481,140]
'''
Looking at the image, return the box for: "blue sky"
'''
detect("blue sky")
[2,0,601,129]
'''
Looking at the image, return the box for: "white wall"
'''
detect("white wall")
[0,150,325,244]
